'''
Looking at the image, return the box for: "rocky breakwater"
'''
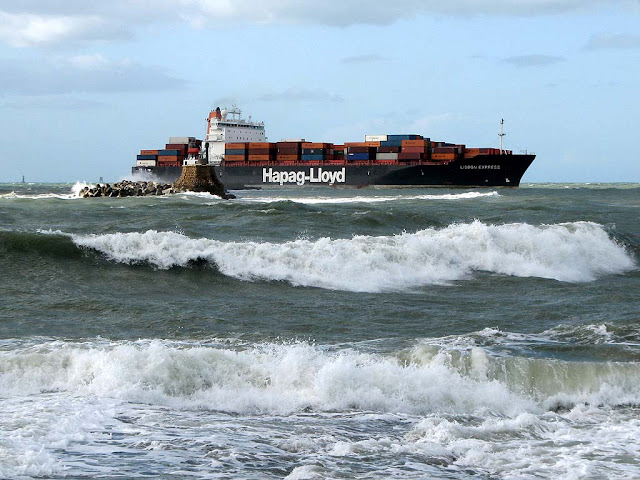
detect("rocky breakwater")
[78,167,235,199]
[78,180,176,198]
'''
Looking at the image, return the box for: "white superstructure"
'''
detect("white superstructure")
[203,105,266,164]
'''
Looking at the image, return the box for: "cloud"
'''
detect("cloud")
[256,88,344,103]
[0,1,630,47]
[0,11,130,47]
[584,33,640,50]
[1,96,105,109]
[501,54,566,67]
[341,54,388,64]
[0,55,185,95]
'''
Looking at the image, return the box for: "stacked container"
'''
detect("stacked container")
[398,138,430,162]
[247,142,277,162]
[345,142,377,162]
[225,143,248,162]
[301,142,331,162]
[277,141,303,162]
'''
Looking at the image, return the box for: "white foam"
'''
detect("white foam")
[242,190,499,204]
[0,182,90,200]
[69,221,636,292]
[2,339,639,479]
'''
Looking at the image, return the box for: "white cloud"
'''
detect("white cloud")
[0,55,184,95]
[0,11,129,47]
[0,1,632,47]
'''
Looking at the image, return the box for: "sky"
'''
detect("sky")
[0,1,639,183]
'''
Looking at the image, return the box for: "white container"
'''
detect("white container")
[376,153,398,160]
[136,159,157,167]
[365,134,388,142]
[169,136,192,144]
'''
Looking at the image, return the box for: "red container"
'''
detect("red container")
[276,155,300,161]
[377,146,401,153]
[166,144,188,150]
[401,146,428,154]
[398,152,423,160]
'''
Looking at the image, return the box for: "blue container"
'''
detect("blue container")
[225,149,246,155]
[387,134,422,141]
[301,154,325,161]
[137,154,157,160]
[347,153,371,160]
[159,149,182,156]
[302,148,325,155]
[380,140,403,147]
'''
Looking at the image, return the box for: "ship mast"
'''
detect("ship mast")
[499,119,506,154]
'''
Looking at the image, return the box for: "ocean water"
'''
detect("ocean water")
[0,182,638,479]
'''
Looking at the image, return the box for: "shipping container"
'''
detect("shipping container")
[431,153,457,160]
[137,154,158,160]
[401,139,430,147]
[302,142,330,149]
[159,149,183,156]
[140,150,159,155]
[398,152,423,161]
[168,136,193,144]
[347,153,371,161]
[247,155,272,161]
[377,146,401,153]
[401,146,428,154]
[376,153,399,160]
[365,134,388,142]
[301,154,324,161]
[276,155,300,162]
[277,146,301,154]
[166,144,188,150]
[380,140,403,147]
[248,142,274,149]
[302,148,328,155]
[226,142,248,150]
[224,149,246,156]
[345,141,380,147]
[136,159,157,167]
[387,134,422,141]
[225,155,247,162]
[187,147,200,154]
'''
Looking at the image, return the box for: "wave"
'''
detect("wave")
[241,191,499,205]
[1,340,638,416]
[0,182,90,200]
[68,221,635,291]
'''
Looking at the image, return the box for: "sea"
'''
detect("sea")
[0,181,638,480]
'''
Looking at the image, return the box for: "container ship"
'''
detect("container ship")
[132,106,535,189]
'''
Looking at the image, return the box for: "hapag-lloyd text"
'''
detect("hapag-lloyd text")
[263,168,346,185]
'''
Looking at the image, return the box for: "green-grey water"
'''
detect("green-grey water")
[1,182,638,479]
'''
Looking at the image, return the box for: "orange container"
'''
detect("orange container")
[225,155,247,162]
[431,153,456,160]
[248,142,274,149]
[247,155,271,161]
[226,143,248,150]
[302,142,331,149]
[157,155,182,162]
[140,150,159,155]
[345,141,380,147]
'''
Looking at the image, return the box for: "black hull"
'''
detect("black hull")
[132,154,535,189]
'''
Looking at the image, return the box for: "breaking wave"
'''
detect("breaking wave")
[242,191,500,204]
[1,340,639,415]
[67,221,635,292]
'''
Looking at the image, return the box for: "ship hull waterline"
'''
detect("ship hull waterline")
[131,154,535,190]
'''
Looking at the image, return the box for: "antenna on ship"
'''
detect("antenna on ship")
[499,119,506,154]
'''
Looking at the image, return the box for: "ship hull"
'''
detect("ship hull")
[132,154,535,189]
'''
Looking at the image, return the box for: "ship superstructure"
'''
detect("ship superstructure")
[203,105,266,164]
